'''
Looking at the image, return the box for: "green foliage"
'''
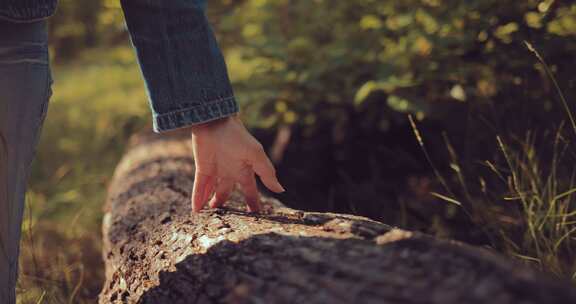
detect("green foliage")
[49,0,126,60]
[221,0,576,131]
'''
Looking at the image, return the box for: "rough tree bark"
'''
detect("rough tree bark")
[99,131,576,304]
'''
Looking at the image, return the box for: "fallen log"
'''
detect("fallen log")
[99,131,576,304]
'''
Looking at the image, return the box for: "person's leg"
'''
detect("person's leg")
[0,19,52,303]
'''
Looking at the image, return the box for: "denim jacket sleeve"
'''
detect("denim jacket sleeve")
[120,0,239,132]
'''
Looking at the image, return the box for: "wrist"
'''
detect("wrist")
[189,114,238,135]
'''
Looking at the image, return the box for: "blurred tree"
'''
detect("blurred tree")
[47,0,244,60]
[49,0,123,60]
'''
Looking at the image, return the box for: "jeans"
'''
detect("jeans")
[0,19,51,303]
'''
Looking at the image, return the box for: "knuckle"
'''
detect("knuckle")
[252,142,265,154]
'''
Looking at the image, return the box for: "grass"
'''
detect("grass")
[409,42,576,281]
[496,131,576,278]
[411,121,576,281]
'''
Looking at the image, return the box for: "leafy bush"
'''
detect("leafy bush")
[222,0,576,132]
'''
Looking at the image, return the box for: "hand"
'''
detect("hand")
[190,114,285,213]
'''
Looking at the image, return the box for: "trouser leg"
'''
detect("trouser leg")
[0,20,51,304]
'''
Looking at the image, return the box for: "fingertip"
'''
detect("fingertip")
[208,196,218,209]
[191,197,203,213]
[191,176,203,213]
[270,179,286,193]
[257,174,281,193]
[248,204,261,213]
[191,192,200,214]
[245,196,261,213]
[191,203,200,213]
[271,187,285,194]
[209,193,227,209]
[277,183,286,193]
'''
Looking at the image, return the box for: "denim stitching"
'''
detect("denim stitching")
[153,97,239,132]
[153,96,236,118]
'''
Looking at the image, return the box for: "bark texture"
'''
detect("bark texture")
[99,132,576,304]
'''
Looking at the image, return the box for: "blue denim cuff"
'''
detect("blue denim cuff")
[153,95,239,132]
[120,0,239,133]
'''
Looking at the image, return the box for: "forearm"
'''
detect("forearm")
[120,0,239,132]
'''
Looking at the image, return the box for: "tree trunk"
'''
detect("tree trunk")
[99,131,576,304]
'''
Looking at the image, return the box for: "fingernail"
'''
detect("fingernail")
[192,202,200,213]
[208,197,217,208]
[277,183,286,193]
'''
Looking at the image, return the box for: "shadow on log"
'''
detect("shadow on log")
[99,131,576,304]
